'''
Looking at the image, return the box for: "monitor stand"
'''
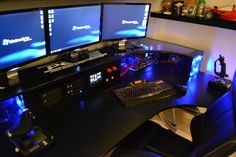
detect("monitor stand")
[59,49,89,63]
[117,39,134,51]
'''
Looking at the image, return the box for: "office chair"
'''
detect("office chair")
[112,71,236,157]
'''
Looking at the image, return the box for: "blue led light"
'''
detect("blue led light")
[0,94,26,130]
[190,55,203,77]
[79,100,87,110]
[206,57,215,72]
[26,129,35,137]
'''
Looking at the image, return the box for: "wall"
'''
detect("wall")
[145,0,236,80]
[0,0,142,11]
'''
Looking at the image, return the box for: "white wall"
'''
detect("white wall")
[0,0,142,11]
[145,0,236,80]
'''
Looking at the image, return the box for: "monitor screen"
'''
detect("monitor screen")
[48,5,101,54]
[0,9,47,72]
[102,4,151,41]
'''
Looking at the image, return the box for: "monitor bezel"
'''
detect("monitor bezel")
[0,8,48,73]
[45,3,102,56]
[101,3,151,42]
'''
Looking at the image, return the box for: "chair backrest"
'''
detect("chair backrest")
[190,71,236,157]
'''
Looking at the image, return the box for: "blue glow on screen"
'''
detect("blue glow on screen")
[49,5,101,54]
[30,41,46,48]
[115,29,146,37]
[102,4,150,40]
[67,35,99,45]
[0,48,46,64]
[0,95,26,130]
[0,10,47,71]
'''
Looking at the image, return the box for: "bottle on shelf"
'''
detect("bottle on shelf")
[197,0,206,17]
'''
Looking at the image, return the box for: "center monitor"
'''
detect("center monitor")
[0,9,47,72]
[102,3,151,41]
[48,4,101,54]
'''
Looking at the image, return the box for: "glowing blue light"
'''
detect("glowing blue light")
[0,94,26,130]
[141,65,155,80]
[76,66,81,72]
[79,90,83,93]
[190,55,203,77]
[79,100,87,110]
[26,129,35,137]
[67,35,99,44]
[16,95,26,115]
[139,44,149,50]
[145,53,149,58]
[195,55,202,61]
[207,57,215,72]
[0,48,46,68]
[157,43,163,50]
[115,29,145,36]
[30,41,46,47]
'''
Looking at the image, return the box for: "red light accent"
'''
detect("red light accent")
[112,66,118,71]
[106,68,112,73]
[120,65,132,77]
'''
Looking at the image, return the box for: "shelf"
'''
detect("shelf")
[151,12,236,31]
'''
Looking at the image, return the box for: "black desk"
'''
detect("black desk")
[0,39,225,157]
[0,71,224,157]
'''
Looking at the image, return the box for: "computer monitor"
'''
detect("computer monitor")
[0,9,47,73]
[48,4,101,54]
[102,3,151,41]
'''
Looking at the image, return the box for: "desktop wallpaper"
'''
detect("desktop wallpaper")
[0,11,47,71]
[102,4,150,40]
[49,6,101,54]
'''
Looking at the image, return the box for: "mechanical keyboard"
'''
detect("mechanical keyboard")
[114,80,176,107]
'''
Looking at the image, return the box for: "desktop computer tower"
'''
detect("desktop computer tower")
[157,51,204,79]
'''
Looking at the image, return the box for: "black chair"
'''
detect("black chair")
[112,71,236,157]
